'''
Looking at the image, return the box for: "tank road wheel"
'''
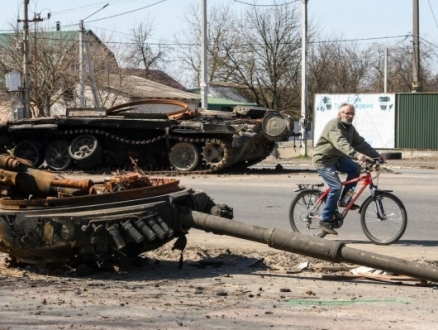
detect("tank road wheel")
[68,134,103,169]
[201,139,230,170]
[14,140,44,167]
[169,142,201,172]
[45,140,72,171]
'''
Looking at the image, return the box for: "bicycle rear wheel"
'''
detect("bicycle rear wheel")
[360,192,407,245]
[289,190,326,237]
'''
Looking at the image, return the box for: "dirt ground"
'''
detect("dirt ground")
[0,240,437,330]
[1,157,438,330]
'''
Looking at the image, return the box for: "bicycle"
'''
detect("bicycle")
[288,158,407,245]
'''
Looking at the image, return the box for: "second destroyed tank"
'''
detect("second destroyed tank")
[0,99,294,173]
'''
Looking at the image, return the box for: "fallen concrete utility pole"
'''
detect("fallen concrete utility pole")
[182,211,438,283]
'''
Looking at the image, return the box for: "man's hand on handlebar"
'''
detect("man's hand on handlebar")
[367,156,386,165]
[358,155,386,164]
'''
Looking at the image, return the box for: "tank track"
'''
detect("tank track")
[19,129,238,175]
[11,124,277,175]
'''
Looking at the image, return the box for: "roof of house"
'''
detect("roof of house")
[208,96,256,106]
[0,30,112,56]
[100,74,200,101]
[188,85,254,104]
[121,68,185,90]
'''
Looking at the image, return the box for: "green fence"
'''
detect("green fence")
[396,93,438,149]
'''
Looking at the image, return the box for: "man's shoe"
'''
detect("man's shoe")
[319,221,338,235]
[338,201,360,210]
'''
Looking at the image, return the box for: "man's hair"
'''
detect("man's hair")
[338,102,355,114]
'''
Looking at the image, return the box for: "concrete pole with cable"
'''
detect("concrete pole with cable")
[300,0,308,156]
[384,48,388,93]
[79,20,85,108]
[412,0,421,92]
[78,4,108,108]
[22,0,31,118]
[200,0,208,110]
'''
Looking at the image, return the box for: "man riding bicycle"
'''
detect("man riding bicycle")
[312,102,386,235]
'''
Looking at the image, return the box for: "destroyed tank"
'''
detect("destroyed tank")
[0,99,293,173]
[0,154,233,267]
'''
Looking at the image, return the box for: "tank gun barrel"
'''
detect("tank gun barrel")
[181,210,438,283]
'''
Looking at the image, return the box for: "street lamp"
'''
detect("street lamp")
[79,4,108,108]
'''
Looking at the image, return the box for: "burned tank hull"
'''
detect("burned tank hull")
[0,100,293,173]
[0,186,221,266]
[0,154,233,266]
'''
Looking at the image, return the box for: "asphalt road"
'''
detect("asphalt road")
[177,166,438,262]
[1,164,438,330]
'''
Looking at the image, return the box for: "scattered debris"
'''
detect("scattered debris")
[350,266,391,276]
[299,261,309,270]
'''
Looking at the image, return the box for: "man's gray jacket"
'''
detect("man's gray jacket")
[312,117,380,169]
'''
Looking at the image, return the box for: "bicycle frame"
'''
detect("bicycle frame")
[312,161,386,219]
[290,159,407,244]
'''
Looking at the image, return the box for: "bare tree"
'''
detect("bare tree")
[225,1,303,112]
[0,24,80,117]
[0,22,122,117]
[172,2,238,87]
[369,39,438,93]
[174,1,438,119]
[308,37,375,95]
[123,19,166,74]
[174,1,303,114]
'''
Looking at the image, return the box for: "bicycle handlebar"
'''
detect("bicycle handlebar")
[363,158,386,172]
[366,157,386,165]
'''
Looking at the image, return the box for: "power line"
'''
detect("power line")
[10,33,408,48]
[86,0,167,23]
[233,0,300,6]
[14,0,168,31]
[312,34,409,44]
[420,36,438,50]
[53,0,151,15]
[427,0,438,31]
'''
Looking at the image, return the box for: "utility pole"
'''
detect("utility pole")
[78,4,108,108]
[384,48,388,93]
[22,0,30,118]
[79,20,85,107]
[300,0,308,157]
[200,0,208,109]
[18,0,42,118]
[84,35,101,108]
[412,0,421,92]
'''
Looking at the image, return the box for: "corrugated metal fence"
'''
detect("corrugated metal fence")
[396,93,438,149]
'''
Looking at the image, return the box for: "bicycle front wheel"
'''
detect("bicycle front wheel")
[289,190,325,236]
[360,192,407,245]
